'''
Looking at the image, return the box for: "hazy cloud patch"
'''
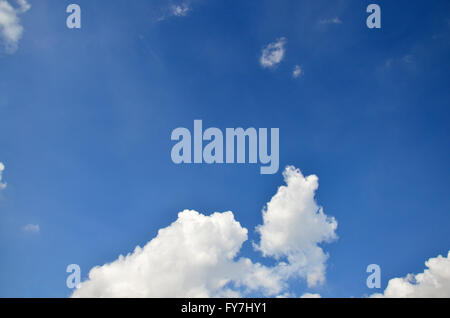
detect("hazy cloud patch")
[0,0,30,53]
[319,17,342,25]
[292,65,302,78]
[23,224,40,234]
[0,162,6,190]
[260,37,287,69]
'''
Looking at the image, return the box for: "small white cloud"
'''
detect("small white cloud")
[0,0,31,53]
[260,37,287,69]
[171,4,190,17]
[23,224,40,234]
[157,2,191,21]
[292,65,302,78]
[0,162,6,190]
[319,17,342,25]
[372,251,450,298]
[72,166,337,297]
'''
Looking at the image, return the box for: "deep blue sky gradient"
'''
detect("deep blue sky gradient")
[0,0,449,297]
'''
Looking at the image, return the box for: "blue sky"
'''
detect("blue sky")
[0,0,450,297]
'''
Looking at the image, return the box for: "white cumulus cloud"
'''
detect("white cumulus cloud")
[0,0,30,53]
[72,210,284,297]
[260,37,287,68]
[372,251,450,298]
[292,65,302,78]
[0,162,6,190]
[72,166,338,298]
[255,166,338,287]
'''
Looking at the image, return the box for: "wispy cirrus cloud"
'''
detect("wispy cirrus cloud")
[319,17,342,25]
[382,53,416,70]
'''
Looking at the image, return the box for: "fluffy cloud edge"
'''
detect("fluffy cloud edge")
[0,0,31,53]
[371,251,450,298]
[255,166,338,287]
[71,166,338,298]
